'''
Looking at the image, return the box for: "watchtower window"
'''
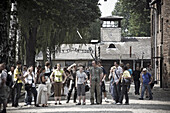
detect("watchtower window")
[108,44,116,48]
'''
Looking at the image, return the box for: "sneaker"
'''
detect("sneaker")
[124,103,129,105]
[55,103,57,105]
[24,103,28,106]
[28,105,31,107]
[116,102,122,105]
[139,98,144,100]
[59,103,62,105]
[76,103,81,105]
[82,103,86,105]
[105,98,108,102]
[146,96,149,98]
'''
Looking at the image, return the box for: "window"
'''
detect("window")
[108,44,116,48]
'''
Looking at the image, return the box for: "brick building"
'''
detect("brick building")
[150,0,170,88]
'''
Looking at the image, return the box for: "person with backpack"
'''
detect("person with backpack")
[139,68,153,100]
[113,61,123,104]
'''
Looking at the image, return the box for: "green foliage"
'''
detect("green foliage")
[112,0,150,37]
[16,0,101,63]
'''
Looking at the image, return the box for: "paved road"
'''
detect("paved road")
[6,83,170,113]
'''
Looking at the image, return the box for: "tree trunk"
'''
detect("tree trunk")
[26,26,37,67]
[0,0,10,65]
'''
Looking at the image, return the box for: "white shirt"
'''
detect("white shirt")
[76,71,87,85]
[45,66,51,83]
[24,72,35,87]
[114,66,123,83]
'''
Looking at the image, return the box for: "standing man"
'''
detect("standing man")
[139,68,153,100]
[13,61,23,107]
[90,61,103,105]
[132,67,141,95]
[114,61,123,104]
[97,61,108,103]
[0,63,7,113]
[66,63,77,103]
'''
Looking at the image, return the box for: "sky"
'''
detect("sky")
[98,0,118,17]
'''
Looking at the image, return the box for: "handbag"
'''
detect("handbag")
[25,84,32,91]
[85,84,90,92]
[123,78,131,85]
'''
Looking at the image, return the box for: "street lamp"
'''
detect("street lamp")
[141,52,145,68]
[91,40,99,61]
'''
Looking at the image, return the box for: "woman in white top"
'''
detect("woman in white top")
[109,66,116,101]
[24,66,38,106]
[45,61,51,100]
[76,67,88,105]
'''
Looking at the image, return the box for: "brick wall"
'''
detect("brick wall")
[151,0,170,88]
[162,0,170,87]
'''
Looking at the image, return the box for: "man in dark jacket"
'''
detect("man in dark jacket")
[132,67,141,95]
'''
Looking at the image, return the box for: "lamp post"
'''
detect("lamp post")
[141,52,144,68]
[91,40,99,61]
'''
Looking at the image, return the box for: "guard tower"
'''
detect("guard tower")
[100,16,123,42]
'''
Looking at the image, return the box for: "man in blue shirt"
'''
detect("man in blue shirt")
[139,68,153,100]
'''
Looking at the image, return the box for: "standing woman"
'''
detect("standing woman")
[109,66,116,102]
[24,66,38,106]
[76,67,88,105]
[117,66,131,105]
[45,61,51,100]
[37,67,48,107]
[50,63,66,105]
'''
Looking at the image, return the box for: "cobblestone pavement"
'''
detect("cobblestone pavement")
[6,83,170,113]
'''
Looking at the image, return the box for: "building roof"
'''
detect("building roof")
[36,37,151,61]
[100,15,124,21]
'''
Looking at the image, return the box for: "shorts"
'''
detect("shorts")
[53,82,62,97]
[77,84,85,96]
[101,81,106,92]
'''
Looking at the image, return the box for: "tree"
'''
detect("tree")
[0,0,11,65]
[16,0,101,67]
[112,0,150,37]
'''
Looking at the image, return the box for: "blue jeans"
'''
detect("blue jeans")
[141,84,153,99]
